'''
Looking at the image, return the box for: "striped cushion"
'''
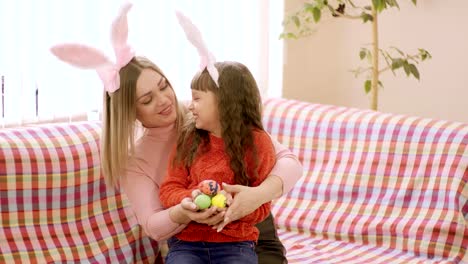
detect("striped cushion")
[263,98,468,263]
[0,122,159,263]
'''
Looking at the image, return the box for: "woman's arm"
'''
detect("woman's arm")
[268,136,303,196]
[238,131,276,224]
[220,136,303,229]
[120,167,187,241]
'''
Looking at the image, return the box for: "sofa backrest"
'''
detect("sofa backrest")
[263,98,468,262]
[0,122,159,263]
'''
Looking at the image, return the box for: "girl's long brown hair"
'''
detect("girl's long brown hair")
[101,56,184,188]
[175,61,264,186]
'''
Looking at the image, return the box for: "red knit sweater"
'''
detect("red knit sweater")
[160,129,275,243]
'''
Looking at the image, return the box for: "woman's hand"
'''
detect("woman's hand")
[217,190,233,206]
[213,183,266,232]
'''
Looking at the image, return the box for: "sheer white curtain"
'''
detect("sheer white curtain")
[0,0,283,126]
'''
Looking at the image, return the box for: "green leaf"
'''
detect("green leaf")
[421,53,427,61]
[391,58,404,70]
[359,49,367,60]
[364,80,372,94]
[418,48,432,61]
[412,0,417,5]
[372,0,387,12]
[385,0,399,9]
[403,61,411,76]
[372,0,380,9]
[360,12,373,23]
[304,3,315,13]
[279,32,297,40]
[312,7,322,22]
[408,64,420,80]
[292,15,300,28]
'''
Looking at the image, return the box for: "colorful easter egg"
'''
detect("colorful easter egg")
[211,193,226,208]
[194,194,211,210]
[198,180,219,196]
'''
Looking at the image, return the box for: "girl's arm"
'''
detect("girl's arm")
[159,162,193,208]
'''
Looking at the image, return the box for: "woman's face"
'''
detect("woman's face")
[135,68,177,128]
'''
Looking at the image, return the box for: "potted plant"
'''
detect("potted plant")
[281,0,431,110]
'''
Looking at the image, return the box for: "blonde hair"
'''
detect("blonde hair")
[101,56,184,187]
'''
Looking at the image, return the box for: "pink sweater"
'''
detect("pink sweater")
[120,123,302,242]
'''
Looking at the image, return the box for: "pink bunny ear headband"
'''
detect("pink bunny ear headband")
[50,2,134,93]
[175,11,219,87]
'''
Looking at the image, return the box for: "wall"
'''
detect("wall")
[283,0,468,123]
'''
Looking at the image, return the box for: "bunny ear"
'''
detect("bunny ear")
[111,2,134,65]
[175,10,218,86]
[51,44,112,69]
[175,11,212,60]
[50,1,134,94]
[175,11,204,49]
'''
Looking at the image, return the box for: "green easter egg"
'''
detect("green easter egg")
[211,193,226,208]
[194,194,211,210]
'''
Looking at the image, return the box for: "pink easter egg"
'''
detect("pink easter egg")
[198,180,219,196]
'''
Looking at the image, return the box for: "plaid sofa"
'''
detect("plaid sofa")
[1,98,466,263]
[0,123,159,263]
[263,98,468,263]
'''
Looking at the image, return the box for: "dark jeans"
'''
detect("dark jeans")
[165,237,257,264]
[255,213,288,264]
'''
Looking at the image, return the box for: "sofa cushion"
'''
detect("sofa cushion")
[263,98,468,263]
[0,122,159,263]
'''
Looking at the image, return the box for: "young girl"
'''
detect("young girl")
[160,61,275,264]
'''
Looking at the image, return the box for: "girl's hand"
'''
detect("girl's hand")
[179,197,225,226]
[191,189,202,200]
[180,196,198,211]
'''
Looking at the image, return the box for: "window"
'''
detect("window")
[0,0,283,126]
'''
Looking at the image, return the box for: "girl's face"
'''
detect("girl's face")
[189,89,221,137]
[135,68,177,128]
